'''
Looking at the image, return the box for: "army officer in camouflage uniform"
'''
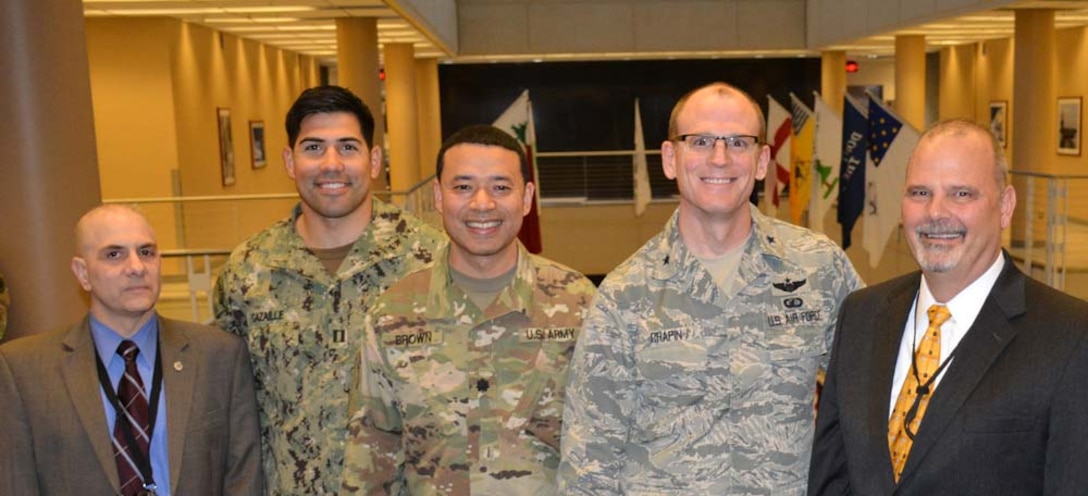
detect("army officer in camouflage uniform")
[342,125,596,495]
[559,83,863,495]
[213,86,446,495]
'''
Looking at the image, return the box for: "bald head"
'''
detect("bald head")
[910,118,1008,190]
[70,204,161,336]
[74,205,155,257]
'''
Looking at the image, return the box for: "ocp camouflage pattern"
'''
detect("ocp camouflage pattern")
[342,243,595,495]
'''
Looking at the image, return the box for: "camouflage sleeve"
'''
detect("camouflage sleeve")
[558,289,635,495]
[342,313,405,495]
[821,249,864,371]
[212,260,246,337]
[838,249,865,294]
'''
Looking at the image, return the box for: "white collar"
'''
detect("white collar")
[917,253,1005,331]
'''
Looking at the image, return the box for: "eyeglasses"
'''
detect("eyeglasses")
[672,134,760,154]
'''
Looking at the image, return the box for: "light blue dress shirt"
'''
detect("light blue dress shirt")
[90,315,172,496]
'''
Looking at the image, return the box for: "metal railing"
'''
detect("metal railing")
[120,164,1088,324]
[110,180,439,323]
[1008,171,1088,300]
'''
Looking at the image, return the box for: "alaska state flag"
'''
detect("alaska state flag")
[837,95,868,250]
[863,97,920,268]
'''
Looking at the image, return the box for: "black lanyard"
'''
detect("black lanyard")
[95,341,164,494]
[903,309,958,440]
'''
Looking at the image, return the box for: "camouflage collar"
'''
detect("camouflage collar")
[426,242,537,321]
[649,204,798,305]
[748,204,791,262]
[258,199,407,282]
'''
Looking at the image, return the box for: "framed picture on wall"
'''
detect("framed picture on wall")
[989,100,1008,149]
[217,107,236,185]
[249,120,267,169]
[1057,97,1081,156]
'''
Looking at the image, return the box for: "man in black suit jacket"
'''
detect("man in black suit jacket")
[809,119,1088,495]
[0,205,263,495]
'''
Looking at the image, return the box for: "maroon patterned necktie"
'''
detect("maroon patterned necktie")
[112,340,150,496]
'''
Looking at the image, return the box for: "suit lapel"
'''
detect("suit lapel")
[159,318,194,494]
[897,259,1027,481]
[866,276,919,490]
[60,317,122,492]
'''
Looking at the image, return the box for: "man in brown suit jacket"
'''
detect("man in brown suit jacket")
[0,205,263,495]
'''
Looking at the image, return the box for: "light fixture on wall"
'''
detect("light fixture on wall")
[845,60,859,73]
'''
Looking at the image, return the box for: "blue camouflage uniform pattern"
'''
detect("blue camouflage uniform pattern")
[342,243,596,495]
[559,204,863,495]
[213,200,446,495]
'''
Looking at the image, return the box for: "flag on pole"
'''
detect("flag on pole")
[493,89,543,254]
[766,96,792,213]
[863,97,919,268]
[837,95,868,250]
[811,93,842,232]
[789,94,815,226]
[767,97,792,210]
[633,98,652,217]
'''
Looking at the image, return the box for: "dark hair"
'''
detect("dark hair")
[436,125,531,183]
[285,85,376,148]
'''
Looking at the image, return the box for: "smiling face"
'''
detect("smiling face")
[662,85,770,226]
[70,206,161,334]
[434,143,533,278]
[284,111,382,226]
[901,124,1015,298]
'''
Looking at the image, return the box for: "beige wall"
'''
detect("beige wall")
[539,201,677,276]
[86,18,319,251]
[938,44,977,121]
[1054,25,1088,175]
[846,57,896,102]
[86,18,182,255]
[458,0,806,56]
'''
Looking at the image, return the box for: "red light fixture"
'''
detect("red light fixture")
[845,60,859,73]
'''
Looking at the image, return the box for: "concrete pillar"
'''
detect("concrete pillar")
[1010,9,1056,248]
[938,45,977,121]
[894,35,927,130]
[1012,9,1055,174]
[0,0,103,340]
[384,43,421,196]
[336,18,387,191]
[415,58,442,181]
[820,50,846,114]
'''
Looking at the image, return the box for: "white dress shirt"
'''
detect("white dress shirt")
[887,254,1005,418]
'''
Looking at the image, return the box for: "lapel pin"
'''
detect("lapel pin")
[174,361,184,372]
